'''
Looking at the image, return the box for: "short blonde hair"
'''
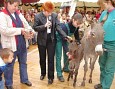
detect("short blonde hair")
[0,48,13,59]
[42,1,55,12]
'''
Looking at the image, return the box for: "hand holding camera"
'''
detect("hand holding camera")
[21,29,34,39]
[24,31,34,40]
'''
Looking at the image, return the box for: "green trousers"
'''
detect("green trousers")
[55,35,69,77]
[99,41,115,89]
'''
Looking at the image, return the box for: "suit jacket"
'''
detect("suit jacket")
[33,12,67,46]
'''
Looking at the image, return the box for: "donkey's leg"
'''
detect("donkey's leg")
[81,56,88,86]
[70,73,73,79]
[89,56,98,83]
[67,71,73,81]
[73,63,80,87]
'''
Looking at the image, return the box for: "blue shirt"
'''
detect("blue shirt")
[99,10,115,41]
[0,57,6,81]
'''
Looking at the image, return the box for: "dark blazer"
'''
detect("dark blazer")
[33,12,67,46]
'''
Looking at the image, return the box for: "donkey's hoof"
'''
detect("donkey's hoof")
[81,82,85,86]
[67,78,69,81]
[89,79,92,83]
[71,75,73,79]
[73,82,76,87]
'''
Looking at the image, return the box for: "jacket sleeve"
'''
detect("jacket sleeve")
[33,14,46,32]
[74,27,81,44]
[54,13,67,38]
[0,12,22,36]
[19,13,35,33]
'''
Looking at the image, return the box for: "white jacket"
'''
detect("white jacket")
[0,11,33,52]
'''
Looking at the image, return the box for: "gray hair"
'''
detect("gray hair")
[72,13,83,24]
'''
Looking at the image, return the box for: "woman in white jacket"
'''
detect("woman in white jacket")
[0,0,34,89]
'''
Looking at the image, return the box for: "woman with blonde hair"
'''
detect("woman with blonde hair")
[94,0,115,89]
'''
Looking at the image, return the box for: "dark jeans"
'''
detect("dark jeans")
[38,34,56,79]
[0,80,4,89]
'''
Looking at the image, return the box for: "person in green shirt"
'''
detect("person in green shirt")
[94,0,115,89]
[55,13,83,82]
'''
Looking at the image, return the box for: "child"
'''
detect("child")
[0,48,14,89]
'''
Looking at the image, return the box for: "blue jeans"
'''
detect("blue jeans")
[4,48,29,86]
[0,80,4,89]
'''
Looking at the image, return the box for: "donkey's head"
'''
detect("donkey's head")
[89,22,104,55]
[68,40,79,55]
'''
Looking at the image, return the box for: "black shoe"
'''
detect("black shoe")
[48,79,53,85]
[94,84,102,89]
[57,76,65,82]
[22,81,32,86]
[40,75,45,80]
[6,86,14,89]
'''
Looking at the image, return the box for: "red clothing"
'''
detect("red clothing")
[96,13,101,20]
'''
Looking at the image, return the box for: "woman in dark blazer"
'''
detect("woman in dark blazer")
[33,1,70,85]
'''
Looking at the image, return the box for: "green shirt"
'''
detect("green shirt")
[99,10,115,41]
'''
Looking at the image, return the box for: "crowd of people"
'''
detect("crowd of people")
[0,0,115,89]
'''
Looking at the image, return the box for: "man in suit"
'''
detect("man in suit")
[33,1,71,85]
